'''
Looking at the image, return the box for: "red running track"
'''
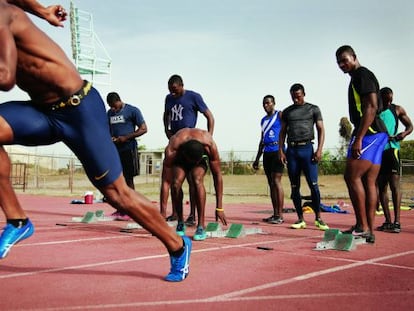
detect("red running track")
[0,194,414,310]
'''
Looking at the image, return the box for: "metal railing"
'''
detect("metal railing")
[7,152,414,202]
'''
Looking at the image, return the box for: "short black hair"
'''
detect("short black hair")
[336,45,356,58]
[106,92,121,105]
[168,74,184,86]
[179,140,204,162]
[380,87,393,96]
[289,83,305,94]
[262,95,275,105]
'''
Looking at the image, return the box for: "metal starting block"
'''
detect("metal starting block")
[121,221,263,237]
[122,220,177,231]
[205,222,263,239]
[71,210,114,223]
[315,228,366,251]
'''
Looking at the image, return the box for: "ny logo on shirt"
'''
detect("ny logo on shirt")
[171,104,184,121]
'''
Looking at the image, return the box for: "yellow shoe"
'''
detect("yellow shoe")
[291,220,306,229]
[315,219,329,231]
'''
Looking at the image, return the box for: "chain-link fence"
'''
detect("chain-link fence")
[7,151,414,203]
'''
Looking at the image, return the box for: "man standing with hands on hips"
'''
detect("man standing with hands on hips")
[336,45,388,243]
[376,87,412,233]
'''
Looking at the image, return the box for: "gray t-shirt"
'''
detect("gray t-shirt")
[282,103,322,142]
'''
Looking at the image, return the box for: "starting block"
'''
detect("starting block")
[122,222,264,237]
[315,228,366,251]
[123,222,143,230]
[121,220,177,232]
[206,223,263,239]
[71,210,114,223]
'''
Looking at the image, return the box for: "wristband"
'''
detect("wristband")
[215,208,224,212]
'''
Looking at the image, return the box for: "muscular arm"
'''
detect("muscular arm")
[7,0,67,27]
[396,105,413,141]
[253,135,264,170]
[0,25,17,91]
[314,119,325,162]
[160,144,176,200]
[278,120,288,164]
[163,110,172,139]
[202,109,215,136]
[207,142,226,225]
[115,122,148,143]
[208,143,223,207]
[352,93,377,158]
[133,122,148,138]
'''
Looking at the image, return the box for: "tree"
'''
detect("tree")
[319,150,346,175]
[400,140,414,160]
[338,117,352,158]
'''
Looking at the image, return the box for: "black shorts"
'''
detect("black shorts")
[118,148,139,178]
[174,156,208,173]
[263,151,284,176]
[379,148,400,176]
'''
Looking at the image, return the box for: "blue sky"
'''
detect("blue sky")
[4,0,414,158]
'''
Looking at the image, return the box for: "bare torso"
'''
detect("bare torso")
[164,128,215,166]
[4,2,83,103]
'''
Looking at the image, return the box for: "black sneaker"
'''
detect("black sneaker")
[365,233,375,244]
[269,216,284,224]
[351,227,370,237]
[166,215,178,222]
[392,222,401,233]
[176,222,186,236]
[342,225,358,234]
[185,215,196,227]
[262,215,275,222]
[262,215,284,224]
[377,222,393,232]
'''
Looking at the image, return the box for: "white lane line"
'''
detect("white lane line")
[2,238,414,310]
[24,290,414,310]
[3,236,414,281]
[0,235,316,279]
[17,235,140,246]
[206,249,414,301]
[0,253,169,279]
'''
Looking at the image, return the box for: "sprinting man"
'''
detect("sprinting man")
[0,0,191,282]
[336,45,388,243]
[377,87,413,233]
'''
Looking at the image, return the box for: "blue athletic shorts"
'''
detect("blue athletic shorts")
[0,87,122,188]
[347,133,388,165]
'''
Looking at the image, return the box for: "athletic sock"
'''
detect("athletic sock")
[7,218,29,228]
[169,240,185,257]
